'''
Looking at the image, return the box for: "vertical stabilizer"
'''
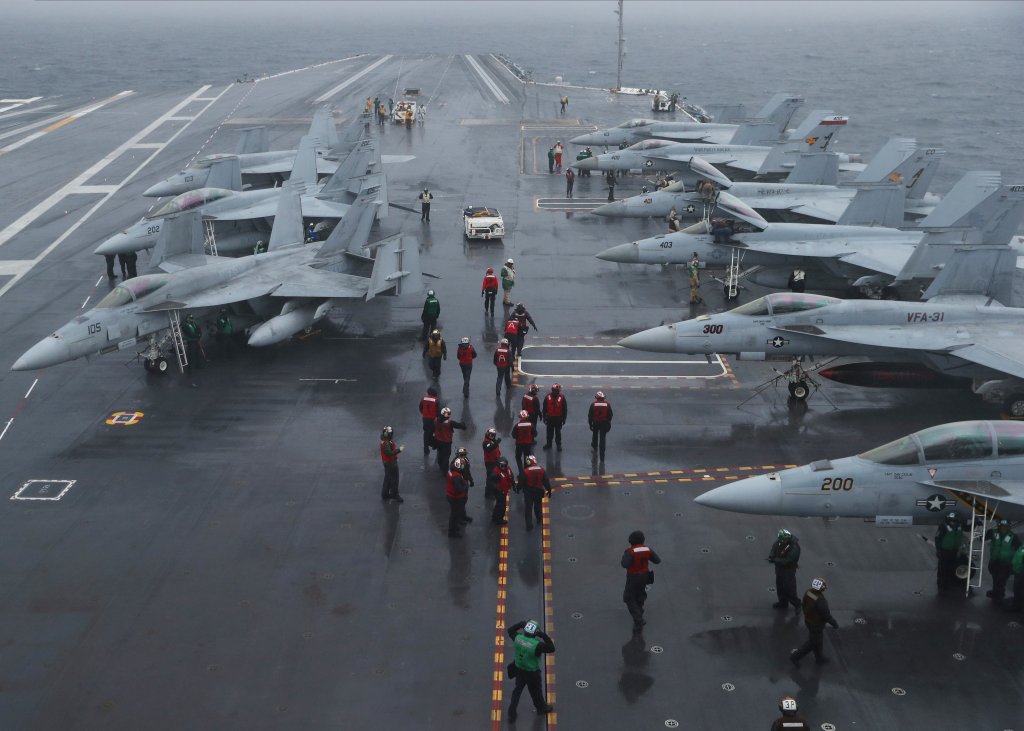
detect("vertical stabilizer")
[288,135,319,191]
[751,93,805,135]
[316,186,380,258]
[785,152,839,185]
[267,185,304,251]
[150,212,205,266]
[235,127,268,155]
[921,245,1018,303]
[917,172,1002,229]
[317,136,380,201]
[836,183,906,228]
[206,157,242,192]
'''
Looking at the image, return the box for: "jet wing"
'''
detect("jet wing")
[920,480,1024,509]
[203,197,349,222]
[776,323,1024,380]
[300,198,350,219]
[270,268,370,299]
[835,247,913,277]
[786,200,848,223]
[650,130,731,144]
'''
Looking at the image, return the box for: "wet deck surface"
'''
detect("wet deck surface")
[0,55,1020,729]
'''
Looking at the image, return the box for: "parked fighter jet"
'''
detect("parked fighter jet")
[96,133,384,257]
[597,173,1024,297]
[14,184,419,373]
[569,93,805,148]
[617,246,1024,414]
[575,115,862,180]
[592,138,944,224]
[143,110,415,198]
[694,420,1024,525]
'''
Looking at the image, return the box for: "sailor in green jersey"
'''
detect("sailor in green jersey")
[506,619,554,722]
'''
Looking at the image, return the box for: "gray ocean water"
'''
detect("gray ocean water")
[2,1,1022,193]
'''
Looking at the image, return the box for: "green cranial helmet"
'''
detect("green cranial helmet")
[778,529,792,540]
[523,620,539,636]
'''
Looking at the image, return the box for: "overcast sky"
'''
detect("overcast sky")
[5,0,1018,25]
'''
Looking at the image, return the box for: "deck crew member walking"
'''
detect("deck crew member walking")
[622,531,661,631]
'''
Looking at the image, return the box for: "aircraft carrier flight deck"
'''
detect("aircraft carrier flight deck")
[0,54,1019,729]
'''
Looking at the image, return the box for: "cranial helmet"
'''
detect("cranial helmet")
[779,696,798,714]
[456,447,468,457]
[529,384,539,393]
[506,258,514,265]
[628,530,645,545]
[440,407,451,418]
[520,410,529,418]
[811,577,826,591]
[486,267,494,274]
[461,336,470,344]
[497,457,508,467]
[595,391,605,400]
[526,455,538,466]
[427,289,435,297]
[431,329,440,338]
[524,620,539,636]
[486,427,497,438]
[552,383,561,392]
[778,529,792,540]
[381,426,393,439]
[500,338,509,346]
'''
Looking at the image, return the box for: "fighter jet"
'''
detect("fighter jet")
[569,93,805,148]
[617,246,1024,414]
[13,183,419,374]
[142,110,414,197]
[694,420,1024,525]
[96,132,384,257]
[574,114,863,181]
[596,173,1024,297]
[592,138,945,224]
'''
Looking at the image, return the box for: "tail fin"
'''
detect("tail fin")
[917,172,1003,229]
[288,135,319,191]
[729,121,779,146]
[704,103,746,124]
[308,107,339,151]
[150,211,205,266]
[366,232,422,300]
[786,109,835,141]
[897,181,1024,282]
[759,114,847,176]
[266,185,304,251]
[855,138,917,184]
[206,157,242,192]
[836,183,906,227]
[329,114,367,158]
[315,185,380,259]
[317,136,381,201]
[921,245,1018,304]
[900,146,945,201]
[785,152,839,185]
[751,93,804,135]
[235,127,268,155]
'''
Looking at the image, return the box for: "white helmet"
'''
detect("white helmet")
[456,447,468,457]
[780,696,798,713]
[427,289,435,297]
[595,391,605,400]
[485,427,497,439]
[526,455,538,466]
[440,407,452,418]
[811,577,826,591]
[381,426,393,439]
[461,336,470,344]
[505,258,514,265]
[519,410,529,419]
[500,338,509,346]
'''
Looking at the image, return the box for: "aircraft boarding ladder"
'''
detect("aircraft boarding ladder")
[167,310,188,372]
[963,497,989,596]
[724,248,742,301]
[203,220,219,256]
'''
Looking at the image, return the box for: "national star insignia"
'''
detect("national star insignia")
[769,336,788,348]
[685,205,696,213]
[915,494,951,512]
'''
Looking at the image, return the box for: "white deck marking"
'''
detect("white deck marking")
[0,96,44,115]
[0,260,33,276]
[0,84,231,300]
[0,419,13,442]
[130,143,164,150]
[518,344,728,379]
[11,479,77,501]
[0,91,133,153]
[68,185,119,194]
[94,275,104,287]
[314,55,393,103]
[24,379,38,399]
[81,296,90,309]
[463,54,509,104]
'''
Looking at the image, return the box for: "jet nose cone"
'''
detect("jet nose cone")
[596,242,640,263]
[12,335,69,371]
[694,474,783,515]
[570,133,596,145]
[618,324,676,353]
[592,201,626,217]
[143,178,181,197]
[93,231,134,256]
[574,156,598,171]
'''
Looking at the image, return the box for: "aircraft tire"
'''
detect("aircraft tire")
[155,357,170,374]
[789,381,810,400]
[143,358,155,373]
[1004,393,1024,419]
